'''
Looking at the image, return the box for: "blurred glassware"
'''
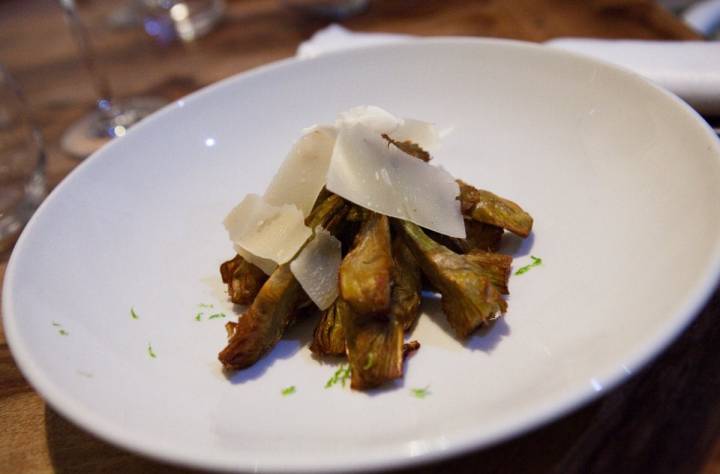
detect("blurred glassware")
[682,0,720,38]
[58,0,167,158]
[281,0,369,19]
[0,66,46,252]
[142,0,226,43]
[107,0,226,44]
[657,0,698,12]
[657,0,720,38]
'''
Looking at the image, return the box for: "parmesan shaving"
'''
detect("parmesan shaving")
[391,118,440,152]
[223,194,312,265]
[224,105,451,271]
[336,105,402,133]
[263,126,337,216]
[336,106,439,151]
[235,246,277,275]
[326,123,466,238]
[290,228,342,310]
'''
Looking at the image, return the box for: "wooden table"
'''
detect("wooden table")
[1,1,717,472]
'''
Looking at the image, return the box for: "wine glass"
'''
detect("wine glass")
[0,66,46,252]
[141,0,226,43]
[107,0,226,44]
[58,0,167,158]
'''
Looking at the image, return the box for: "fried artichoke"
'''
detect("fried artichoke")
[340,299,404,390]
[339,212,392,316]
[217,114,536,390]
[464,250,512,295]
[220,254,268,305]
[390,237,422,331]
[218,264,303,369]
[219,194,346,369]
[458,180,533,238]
[310,299,347,356]
[399,220,506,339]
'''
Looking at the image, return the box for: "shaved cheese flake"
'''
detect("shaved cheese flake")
[290,228,342,310]
[326,123,465,238]
[336,105,401,133]
[390,118,440,152]
[224,194,312,265]
[337,106,440,152]
[263,126,337,216]
[235,246,277,275]
[302,123,334,135]
[438,125,455,140]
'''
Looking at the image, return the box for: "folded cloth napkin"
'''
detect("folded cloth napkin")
[297,24,411,58]
[546,38,720,115]
[298,25,720,115]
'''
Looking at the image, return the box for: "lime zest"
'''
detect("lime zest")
[410,386,430,399]
[325,363,352,388]
[515,255,542,275]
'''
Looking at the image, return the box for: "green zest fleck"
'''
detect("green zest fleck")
[363,353,375,370]
[77,371,93,378]
[410,386,430,399]
[281,385,296,396]
[147,343,157,359]
[340,365,351,387]
[325,363,352,388]
[198,303,214,308]
[208,313,226,320]
[195,312,203,321]
[130,307,140,320]
[52,321,68,335]
[515,256,542,276]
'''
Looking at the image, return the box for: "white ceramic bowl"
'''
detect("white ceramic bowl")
[4,39,720,472]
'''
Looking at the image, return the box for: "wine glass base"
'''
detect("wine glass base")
[61,96,167,159]
[0,170,45,253]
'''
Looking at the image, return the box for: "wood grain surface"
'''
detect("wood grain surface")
[1,0,717,472]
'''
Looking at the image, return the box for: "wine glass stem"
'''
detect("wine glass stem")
[58,0,115,120]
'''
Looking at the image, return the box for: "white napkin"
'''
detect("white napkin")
[297,24,411,58]
[298,25,720,115]
[546,38,720,115]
